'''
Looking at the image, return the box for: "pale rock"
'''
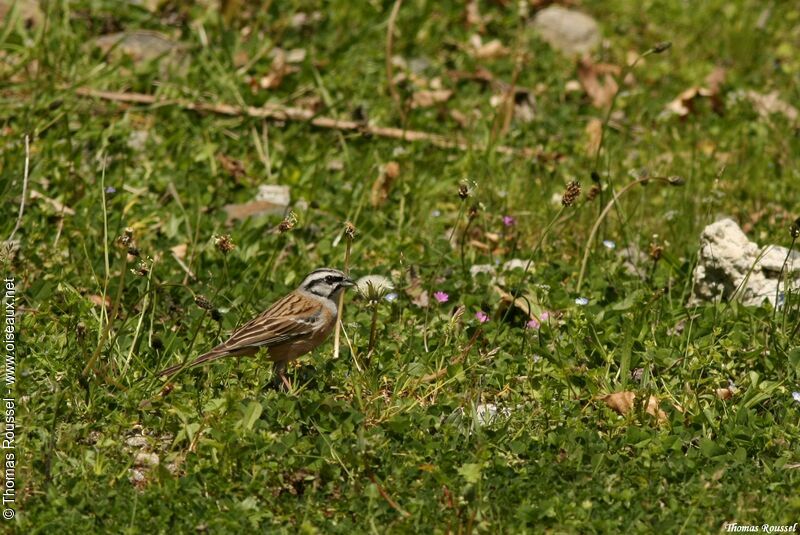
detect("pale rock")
[689,218,799,307]
[531,6,600,57]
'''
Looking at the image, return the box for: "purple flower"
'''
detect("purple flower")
[433,291,449,304]
[526,318,540,329]
[502,215,516,227]
[540,311,550,321]
[475,310,490,323]
[105,186,117,196]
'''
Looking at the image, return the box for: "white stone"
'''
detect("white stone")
[689,218,799,307]
[531,6,600,57]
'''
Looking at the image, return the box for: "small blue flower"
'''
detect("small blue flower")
[792,392,800,403]
[105,186,117,196]
[575,297,589,306]
[602,240,616,250]
[385,292,398,302]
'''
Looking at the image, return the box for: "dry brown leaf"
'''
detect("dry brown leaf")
[664,86,713,116]
[705,66,727,95]
[29,189,75,215]
[256,49,299,90]
[465,0,485,32]
[405,269,429,308]
[468,35,509,60]
[743,90,798,122]
[585,118,602,157]
[493,285,537,321]
[170,243,188,260]
[577,58,619,109]
[600,391,667,424]
[88,294,111,309]
[450,109,470,128]
[411,89,453,108]
[216,153,247,182]
[716,388,733,400]
[370,161,400,207]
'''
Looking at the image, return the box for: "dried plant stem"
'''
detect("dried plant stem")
[576,177,679,293]
[8,134,30,242]
[333,233,353,361]
[367,306,379,359]
[385,0,405,123]
[76,87,539,159]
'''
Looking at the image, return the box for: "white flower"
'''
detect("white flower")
[385,292,398,302]
[575,297,589,306]
[355,275,394,299]
[792,392,800,403]
[602,240,616,250]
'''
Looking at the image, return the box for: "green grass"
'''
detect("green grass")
[3,0,800,532]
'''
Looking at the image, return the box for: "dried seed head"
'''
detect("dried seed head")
[127,246,140,257]
[194,294,213,310]
[649,241,663,261]
[586,184,601,201]
[132,259,150,276]
[590,171,601,183]
[76,322,86,339]
[468,203,480,220]
[214,234,236,254]
[210,309,223,322]
[458,182,470,200]
[116,227,135,249]
[667,175,685,186]
[277,211,298,234]
[653,41,672,54]
[561,181,581,207]
[151,337,164,350]
[344,221,357,239]
[791,217,800,239]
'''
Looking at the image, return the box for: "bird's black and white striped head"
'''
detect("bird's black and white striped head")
[299,268,355,300]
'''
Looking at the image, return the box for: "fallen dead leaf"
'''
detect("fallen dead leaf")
[411,89,453,108]
[585,118,603,157]
[216,153,247,182]
[716,388,733,400]
[465,0,485,32]
[255,49,298,90]
[370,161,400,207]
[741,90,798,122]
[577,57,619,109]
[170,243,188,260]
[705,66,727,95]
[29,189,75,215]
[88,294,111,309]
[468,35,509,60]
[665,86,714,116]
[600,391,667,424]
[405,269,429,308]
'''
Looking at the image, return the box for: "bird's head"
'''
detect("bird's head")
[300,268,355,301]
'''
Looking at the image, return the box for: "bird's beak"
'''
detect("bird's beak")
[342,276,355,288]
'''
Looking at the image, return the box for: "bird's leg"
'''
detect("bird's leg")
[269,361,292,391]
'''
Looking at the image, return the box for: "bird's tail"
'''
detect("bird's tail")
[158,347,232,376]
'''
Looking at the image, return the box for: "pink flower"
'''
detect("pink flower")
[502,215,515,227]
[433,291,449,303]
[527,311,550,330]
[475,310,490,323]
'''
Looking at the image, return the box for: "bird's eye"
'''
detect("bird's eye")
[325,276,334,284]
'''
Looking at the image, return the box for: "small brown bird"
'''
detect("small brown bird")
[159,268,354,386]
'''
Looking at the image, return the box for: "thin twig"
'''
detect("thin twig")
[8,134,30,242]
[385,0,406,123]
[576,176,682,293]
[369,474,411,518]
[75,87,539,159]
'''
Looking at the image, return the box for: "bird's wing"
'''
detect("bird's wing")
[214,292,323,353]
